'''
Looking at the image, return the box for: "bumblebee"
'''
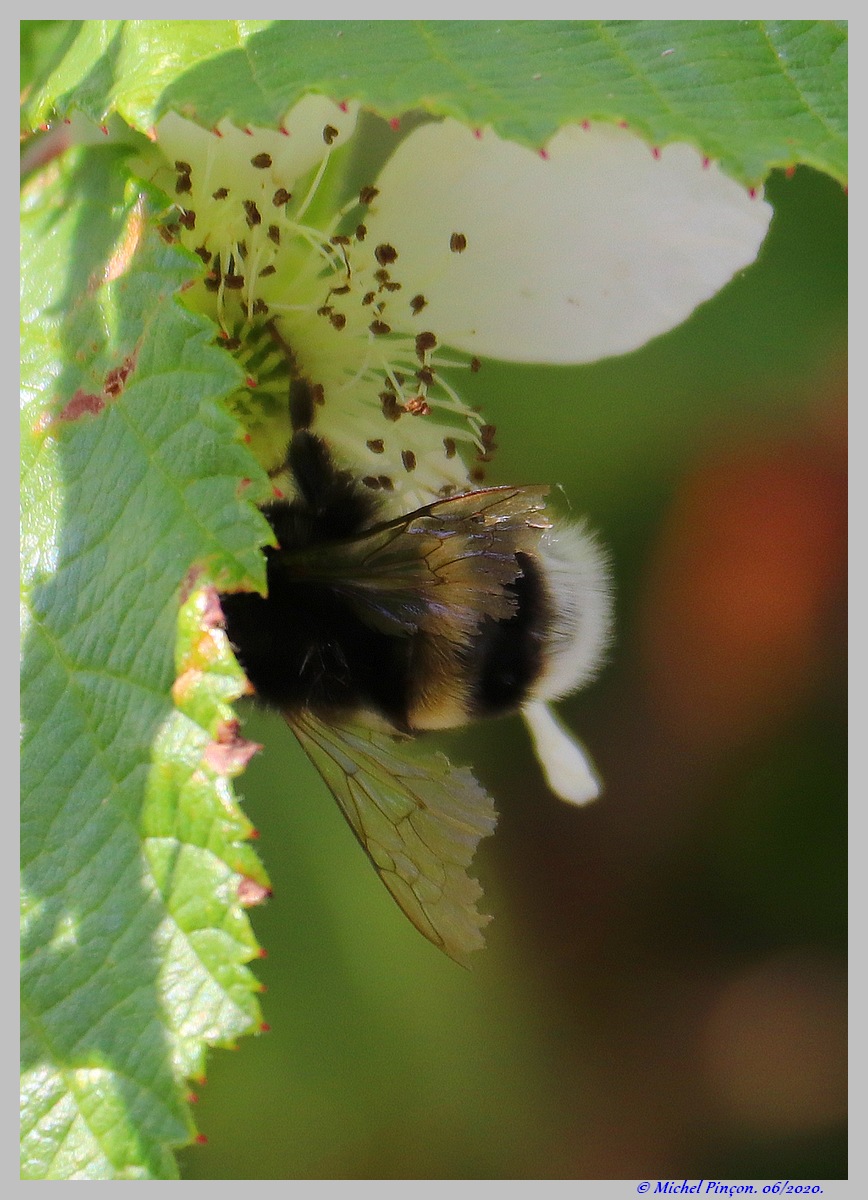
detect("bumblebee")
[220,424,612,962]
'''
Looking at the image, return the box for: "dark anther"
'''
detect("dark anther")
[381,393,403,422]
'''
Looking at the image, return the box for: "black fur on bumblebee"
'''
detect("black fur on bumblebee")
[220,428,610,742]
[218,413,612,962]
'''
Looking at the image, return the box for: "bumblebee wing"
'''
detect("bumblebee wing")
[287,709,497,964]
[282,484,551,639]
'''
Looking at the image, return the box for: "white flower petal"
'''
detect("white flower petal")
[156,94,358,198]
[365,119,772,363]
[522,701,601,805]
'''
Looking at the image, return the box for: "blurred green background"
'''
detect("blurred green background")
[178,164,846,1181]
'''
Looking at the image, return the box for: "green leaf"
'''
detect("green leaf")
[20,20,77,95]
[20,144,272,1179]
[21,20,846,187]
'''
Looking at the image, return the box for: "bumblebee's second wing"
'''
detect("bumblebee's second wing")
[287,710,497,964]
[279,484,551,641]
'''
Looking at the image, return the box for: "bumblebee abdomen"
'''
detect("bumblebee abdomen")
[471,552,546,715]
[404,552,548,731]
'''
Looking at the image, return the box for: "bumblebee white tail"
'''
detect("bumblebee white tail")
[532,522,613,703]
[522,700,601,805]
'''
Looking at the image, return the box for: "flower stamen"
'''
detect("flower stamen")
[156,107,490,507]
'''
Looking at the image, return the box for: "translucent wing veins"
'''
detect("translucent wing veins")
[277,484,551,639]
[287,710,497,964]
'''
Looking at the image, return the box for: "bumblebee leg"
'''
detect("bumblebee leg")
[289,376,315,431]
[286,431,378,538]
